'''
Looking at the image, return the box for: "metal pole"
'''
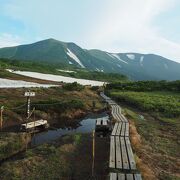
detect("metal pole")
[92,130,95,177]
[0,106,4,131]
[26,96,31,118]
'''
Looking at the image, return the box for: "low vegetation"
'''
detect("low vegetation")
[106,81,180,118]
[109,91,180,117]
[0,133,109,179]
[0,133,31,161]
[105,81,180,179]
[0,58,128,82]
[0,86,104,128]
[106,80,180,92]
[124,108,179,180]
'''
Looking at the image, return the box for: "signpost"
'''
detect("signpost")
[24,91,35,119]
[0,106,4,131]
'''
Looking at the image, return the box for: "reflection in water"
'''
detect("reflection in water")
[31,113,108,146]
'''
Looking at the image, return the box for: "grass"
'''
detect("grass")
[0,133,109,179]
[0,133,31,161]
[109,91,180,117]
[0,86,104,128]
[123,107,179,179]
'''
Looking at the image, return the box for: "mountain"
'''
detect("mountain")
[0,38,180,80]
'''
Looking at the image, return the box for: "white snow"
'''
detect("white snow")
[140,56,144,66]
[6,69,14,73]
[106,53,116,59]
[57,69,76,73]
[127,54,135,60]
[66,48,85,68]
[0,78,57,88]
[12,71,105,86]
[111,54,128,64]
[117,64,122,68]
[69,61,73,65]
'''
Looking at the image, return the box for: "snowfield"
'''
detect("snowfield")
[66,48,85,68]
[140,56,144,66]
[127,54,135,60]
[12,71,105,86]
[57,69,76,73]
[111,54,128,64]
[0,78,57,88]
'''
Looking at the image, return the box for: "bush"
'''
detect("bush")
[63,82,84,91]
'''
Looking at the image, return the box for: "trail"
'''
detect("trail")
[100,92,142,180]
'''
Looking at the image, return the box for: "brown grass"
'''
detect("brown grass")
[130,121,157,180]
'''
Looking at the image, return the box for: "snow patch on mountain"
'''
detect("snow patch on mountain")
[111,54,128,64]
[57,69,76,73]
[140,56,144,66]
[96,68,104,72]
[127,54,135,60]
[66,48,85,68]
[106,53,116,59]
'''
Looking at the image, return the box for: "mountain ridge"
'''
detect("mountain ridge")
[0,38,180,80]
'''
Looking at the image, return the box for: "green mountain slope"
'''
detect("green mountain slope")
[0,38,180,80]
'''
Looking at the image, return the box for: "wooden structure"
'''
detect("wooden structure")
[100,92,142,180]
[110,173,142,180]
[21,119,49,132]
[95,117,111,136]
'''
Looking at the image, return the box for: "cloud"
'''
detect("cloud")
[2,0,180,62]
[0,33,22,48]
[86,0,180,62]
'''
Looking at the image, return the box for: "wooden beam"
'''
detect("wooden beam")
[109,136,115,168]
[116,136,122,169]
[120,137,129,170]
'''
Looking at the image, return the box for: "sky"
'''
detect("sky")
[0,0,180,62]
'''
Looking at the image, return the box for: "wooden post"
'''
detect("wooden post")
[0,106,4,131]
[92,130,95,177]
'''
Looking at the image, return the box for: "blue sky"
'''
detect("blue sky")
[0,0,180,62]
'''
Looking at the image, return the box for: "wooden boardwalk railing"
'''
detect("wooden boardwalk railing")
[100,92,142,180]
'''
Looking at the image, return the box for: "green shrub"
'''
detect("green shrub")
[63,82,84,91]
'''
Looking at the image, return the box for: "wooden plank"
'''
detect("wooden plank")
[96,119,101,125]
[118,173,125,180]
[121,114,128,123]
[112,123,118,136]
[125,137,136,170]
[120,137,130,170]
[134,174,142,180]
[103,120,108,126]
[117,114,124,122]
[125,123,129,137]
[126,174,134,180]
[116,123,122,136]
[109,136,115,168]
[110,173,117,180]
[112,105,115,114]
[21,119,47,129]
[115,136,122,169]
[121,123,126,136]
[117,106,121,114]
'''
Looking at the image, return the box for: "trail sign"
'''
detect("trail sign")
[24,92,35,97]
[24,91,35,118]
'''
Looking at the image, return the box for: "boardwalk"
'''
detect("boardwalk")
[100,92,142,180]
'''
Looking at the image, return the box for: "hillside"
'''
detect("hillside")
[0,39,180,80]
